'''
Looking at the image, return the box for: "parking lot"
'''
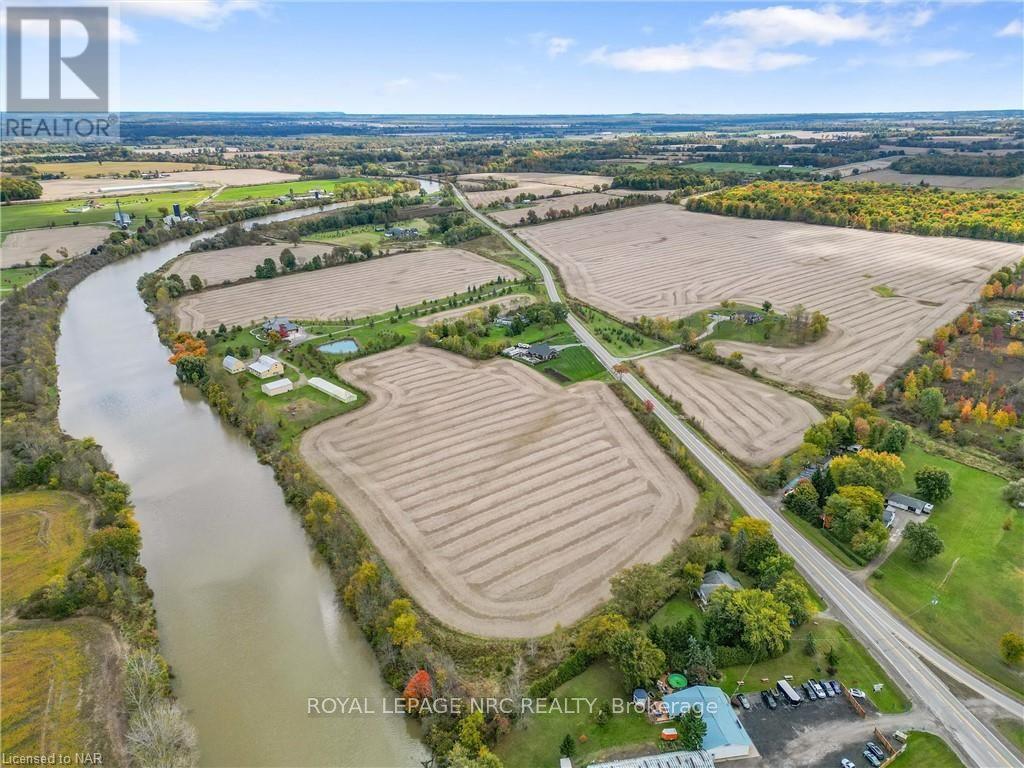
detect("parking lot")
[738,685,900,768]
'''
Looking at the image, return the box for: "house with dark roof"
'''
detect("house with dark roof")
[696,570,741,608]
[262,317,299,338]
[526,342,559,362]
[886,493,933,515]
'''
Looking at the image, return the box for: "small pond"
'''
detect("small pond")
[318,338,359,355]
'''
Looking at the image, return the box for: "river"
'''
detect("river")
[55,202,428,767]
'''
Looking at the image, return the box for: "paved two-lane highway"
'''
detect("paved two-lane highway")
[452,184,1024,768]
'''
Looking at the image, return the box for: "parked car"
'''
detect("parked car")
[802,682,815,700]
[863,749,881,767]
[867,742,885,760]
[737,693,751,711]
[849,688,867,699]
[761,690,778,710]
[830,680,842,695]
[812,680,828,698]
[841,760,857,768]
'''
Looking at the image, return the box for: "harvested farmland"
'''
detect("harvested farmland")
[167,243,334,285]
[487,192,616,225]
[175,248,520,331]
[460,172,613,207]
[37,169,299,201]
[642,355,822,465]
[301,347,697,636]
[1,225,110,267]
[844,169,1024,191]
[517,204,1019,397]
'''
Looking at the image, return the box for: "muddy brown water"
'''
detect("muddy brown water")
[56,203,427,767]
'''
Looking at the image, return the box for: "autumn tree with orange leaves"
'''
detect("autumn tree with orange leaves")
[403,670,433,712]
[167,332,207,364]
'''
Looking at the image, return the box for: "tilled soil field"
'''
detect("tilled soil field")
[167,243,336,286]
[174,248,520,331]
[517,204,1019,397]
[300,347,697,636]
[486,193,617,226]
[642,355,822,466]
[1,225,111,267]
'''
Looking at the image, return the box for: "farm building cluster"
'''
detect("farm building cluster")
[501,341,560,365]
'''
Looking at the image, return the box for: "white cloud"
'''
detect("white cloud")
[586,40,812,73]
[705,5,890,47]
[909,8,934,27]
[120,1,265,30]
[383,77,414,91]
[996,19,1023,37]
[546,36,575,57]
[528,32,576,58]
[909,48,972,66]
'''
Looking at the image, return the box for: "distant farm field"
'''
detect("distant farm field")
[486,192,616,225]
[32,160,219,178]
[175,248,520,331]
[0,189,209,233]
[211,176,363,202]
[518,204,1018,397]
[683,161,814,175]
[36,169,300,201]
[460,172,613,207]
[0,225,110,267]
[642,354,822,465]
[168,243,337,285]
[845,168,1024,191]
[301,347,696,636]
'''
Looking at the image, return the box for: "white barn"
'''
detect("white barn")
[222,355,246,374]
[261,378,293,397]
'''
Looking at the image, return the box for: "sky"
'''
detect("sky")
[7,0,1024,113]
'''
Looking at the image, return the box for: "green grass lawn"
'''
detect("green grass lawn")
[211,177,362,202]
[305,217,433,249]
[1,266,51,295]
[871,444,1024,695]
[996,718,1024,755]
[574,305,667,357]
[683,161,815,175]
[495,660,658,768]
[536,345,608,384]
[1,189,209,233]
[648,593,705,628]
[890,732,964,768]
[232,365,363,447]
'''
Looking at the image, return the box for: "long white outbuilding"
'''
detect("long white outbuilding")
[308,377,357,403]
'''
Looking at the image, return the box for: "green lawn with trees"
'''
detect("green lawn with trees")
[494,660,656,768]
[304,217,434,248]
[211,176,377,202]
[871,444,1024,695]
[0,189,208,233]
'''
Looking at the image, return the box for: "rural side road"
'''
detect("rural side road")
[452,185,1024,768]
